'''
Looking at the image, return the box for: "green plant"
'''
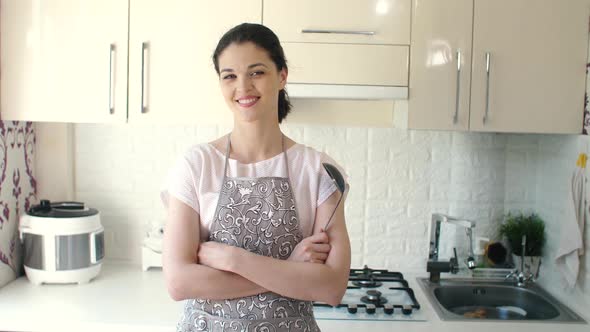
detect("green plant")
[499,212,546,256]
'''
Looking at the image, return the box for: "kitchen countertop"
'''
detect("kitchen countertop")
[0,262,587,332]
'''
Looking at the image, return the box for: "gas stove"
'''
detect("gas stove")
[313,266,427,321]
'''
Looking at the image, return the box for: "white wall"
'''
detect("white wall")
[70,122,590,306]
[27,110,581,311]
[72,123,506,272]
[35,123,75,201]
[505,134,590,309]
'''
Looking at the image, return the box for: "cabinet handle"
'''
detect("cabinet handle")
[109,44,116,114]
[141,42,149,114]
[483,52,491,125]
[301,29,375,36]
[453,50,462,124]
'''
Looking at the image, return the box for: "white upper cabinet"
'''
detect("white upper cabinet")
[409,0,590,133]
[408,0,473,131]
[127,0,261,125]
[469,0,589,133]
[1,0,128,123]
[264,0,410,45]
[4,0,587,129]
[263,0,411,100]
[283,43,409,86]
[1,0,260,124]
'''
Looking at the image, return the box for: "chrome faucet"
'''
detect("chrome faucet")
[505,235,537,287]
[427,213,476,282]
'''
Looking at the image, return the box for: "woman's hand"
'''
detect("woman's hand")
[198,241,241,272]
[288,230,331,264]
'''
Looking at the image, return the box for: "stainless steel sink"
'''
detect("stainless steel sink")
[418,278,586,322]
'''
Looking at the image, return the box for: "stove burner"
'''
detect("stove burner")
[361,290,387,305]
[313,266,423,321]
[352,279,382,288]
[349,265,405,283]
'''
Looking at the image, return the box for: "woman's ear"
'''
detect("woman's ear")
[279,68,288,90]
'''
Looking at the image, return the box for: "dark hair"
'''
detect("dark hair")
[212,23,292,123]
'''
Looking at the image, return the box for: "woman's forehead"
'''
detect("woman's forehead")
[218,42,273,68]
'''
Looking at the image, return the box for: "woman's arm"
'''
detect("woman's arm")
[163,196,267,301]
[199,190,351,306]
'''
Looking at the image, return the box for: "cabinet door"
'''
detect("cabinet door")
[1,0,128,123]
[408,0,473,130]
[128,0,261,125]
[264,0,410,45]
[284,43,408,86]
[469,0,590,133]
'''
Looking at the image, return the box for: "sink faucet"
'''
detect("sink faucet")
[427,213,476,282]
[505,235,537,287]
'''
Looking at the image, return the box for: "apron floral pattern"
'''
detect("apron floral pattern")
[177,135,320,332]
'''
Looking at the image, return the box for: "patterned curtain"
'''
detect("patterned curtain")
[0,121,36,288]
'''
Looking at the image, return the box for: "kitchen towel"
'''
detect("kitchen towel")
[555,153,587,288]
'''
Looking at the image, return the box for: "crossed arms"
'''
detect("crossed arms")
[163,190,351,307]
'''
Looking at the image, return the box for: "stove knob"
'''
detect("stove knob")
[366,304,376,314]
[384,304,394,315]
[347,304,358,314]
[402,305,413,315]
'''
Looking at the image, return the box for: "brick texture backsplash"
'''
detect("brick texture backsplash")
[505,134,590,310]
[73,124,590,307]
[75,124,506,271]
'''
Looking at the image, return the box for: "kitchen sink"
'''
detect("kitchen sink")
[418,278,586,322]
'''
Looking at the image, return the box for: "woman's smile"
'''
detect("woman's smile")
[236,96,260,108]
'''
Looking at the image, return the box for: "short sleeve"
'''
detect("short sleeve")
[160,155,200,215]
[317,153,349,206]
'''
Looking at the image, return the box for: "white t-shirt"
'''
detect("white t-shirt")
[161,143,347,241]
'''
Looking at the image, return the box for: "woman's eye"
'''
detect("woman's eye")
[222,74,236,80]
[250,71,264,77]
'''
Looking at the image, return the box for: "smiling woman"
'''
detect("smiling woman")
[212,23,292,125]
[216,42,287,124]
[161,23,351,332]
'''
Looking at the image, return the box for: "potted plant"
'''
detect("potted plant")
[499,212,546,271]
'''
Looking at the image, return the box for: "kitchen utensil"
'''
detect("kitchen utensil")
[485,242,507,265]
[19,199,104,285]
[322,163,346,230]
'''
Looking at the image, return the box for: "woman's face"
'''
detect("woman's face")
[217,42,287,124]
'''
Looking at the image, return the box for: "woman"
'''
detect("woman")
[162,23,351,332]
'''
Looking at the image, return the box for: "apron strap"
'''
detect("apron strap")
[223,133,231,179]
[281,134,290,179]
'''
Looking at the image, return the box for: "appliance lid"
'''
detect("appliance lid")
[27,199,99,218]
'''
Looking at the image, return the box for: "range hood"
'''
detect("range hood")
[286,83,408,100]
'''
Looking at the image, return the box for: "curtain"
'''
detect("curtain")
[0,121,36,288]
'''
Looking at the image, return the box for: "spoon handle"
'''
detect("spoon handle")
[324,192,344,230]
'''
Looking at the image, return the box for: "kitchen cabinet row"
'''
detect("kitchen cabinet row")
[409,0,590,134]
[1,0,410,125]
[1,0,589,134]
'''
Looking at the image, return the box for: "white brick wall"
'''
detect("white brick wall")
[72,123,590,305]
[505,134,590,310]
[74,124,506,273]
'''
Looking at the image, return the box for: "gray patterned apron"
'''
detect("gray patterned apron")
[177,134,321,332]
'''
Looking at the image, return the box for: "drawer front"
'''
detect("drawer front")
[264,0,410,45]
[284,43,408,86]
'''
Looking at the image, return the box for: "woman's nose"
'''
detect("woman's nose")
[236,75,253,91]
